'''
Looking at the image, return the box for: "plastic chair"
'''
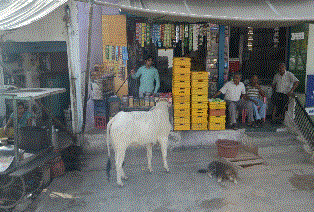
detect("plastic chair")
[242,97,266,123]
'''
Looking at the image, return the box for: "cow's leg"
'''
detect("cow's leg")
[159,137,169,172]
[115,146,127,186]
[147,143,153,173]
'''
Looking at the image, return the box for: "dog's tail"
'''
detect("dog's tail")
[106,116,116,182]
[198,169,208,173]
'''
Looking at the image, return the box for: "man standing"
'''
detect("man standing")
[246,75,266,126]
[212,73,254,130]
[131,55,160,98]
[271,63,299,123]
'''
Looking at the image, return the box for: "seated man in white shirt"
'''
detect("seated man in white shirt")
[212,73,254,130]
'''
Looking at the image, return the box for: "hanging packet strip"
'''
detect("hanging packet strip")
[108,45,112,61]
[189,24,193,52]
[122,46,128,61]
[116,46,119,61]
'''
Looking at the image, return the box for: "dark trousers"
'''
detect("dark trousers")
[271,92,289,118]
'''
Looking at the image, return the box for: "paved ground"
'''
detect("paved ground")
[16,128,314,212]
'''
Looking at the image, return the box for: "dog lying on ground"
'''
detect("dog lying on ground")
[198,161,238,184]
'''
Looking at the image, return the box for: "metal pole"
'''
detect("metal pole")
[82,1,94,133]
[13,98,19,167]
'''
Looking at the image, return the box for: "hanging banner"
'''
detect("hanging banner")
[306,75,314,115]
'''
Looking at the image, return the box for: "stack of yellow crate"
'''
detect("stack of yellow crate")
[172,57,191,131]
[191,72,209,130]
[208,100,226,130]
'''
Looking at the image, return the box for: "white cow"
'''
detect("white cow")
[106,100,172,186]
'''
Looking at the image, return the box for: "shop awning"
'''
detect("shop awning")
[0,0,68,31]
[104,0,314,28]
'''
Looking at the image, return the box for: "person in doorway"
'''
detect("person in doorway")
[246,75,267,126]
[212,73,254,130]
[131,55,160,98]
[0,102,33,139]
[271,63,299,124]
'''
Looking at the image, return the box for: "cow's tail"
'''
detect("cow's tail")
[106,116,115,182]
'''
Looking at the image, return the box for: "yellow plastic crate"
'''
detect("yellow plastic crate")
[192,115,208,123]
[174,108,190,117]
[191,72,209,80]
[191,108,208,116]
[172,87,191,96]
[209,115,226,123]
[174,123,190,131]
[173,66,191,74]
[173,73,191,81]
[173,95,191,103]
[191,122,208,131]
[173,80,191,88]
[173,57,191,66]
[174,116,190,123]
[191,79,208,88]
[191,87,208,95]
[208,122,226,131]
[173,102,191,109]
[208,101,226,109]
[191,102,208,109]
[192,94,208,102]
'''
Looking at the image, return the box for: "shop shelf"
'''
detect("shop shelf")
[173,102,191,109]
[191,122,208,131]
[173,73,191,81]
[191,71,209,80]
[192,115,208,123]
[173,66,191,74]
[173,57,191,66]
[191,108,208,116]
[208,101,226,109]
[191,102,208,109]
[192,94,208,102]
[173,95,191,103]
[174,123,190,131]
[191,87,208,95]
[208,122,226,131]
[174,108,190,117]
[209,108,226,116]
[172,80,191,88]
[172,87,191,96]
[191,79,208,88]
[209,115,226,123]
[174,116,190,123]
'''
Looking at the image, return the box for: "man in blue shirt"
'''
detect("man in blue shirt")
[131,55,160,98]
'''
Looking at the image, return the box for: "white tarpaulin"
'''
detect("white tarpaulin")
[109,0,314,28]
[0,0,68,31]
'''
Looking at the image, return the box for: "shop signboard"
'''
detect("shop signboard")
[306,75,314,115]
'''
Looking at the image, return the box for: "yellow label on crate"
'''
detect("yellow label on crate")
[173,73,191,81]
[174,116,190,123]
[191,72,209,80]
[174,123,190,131]
[192,94,208,102]
[209,101,226,109]
[191,123,208,130]
[191,87,208,95]
[191,102,208,109]
[209,116,226,123]
[208,122,226,130]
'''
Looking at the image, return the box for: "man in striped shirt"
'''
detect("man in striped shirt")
[246,75,266,126]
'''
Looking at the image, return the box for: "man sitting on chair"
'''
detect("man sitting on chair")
[246,75,266,126]
[212,73,254,130]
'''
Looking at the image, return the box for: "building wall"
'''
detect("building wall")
[306,24,314,76]
[78,0,119,132]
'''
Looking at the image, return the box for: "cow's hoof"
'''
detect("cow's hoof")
[165,168,170,173]
[148,168,153,173]
[117,182,124,187]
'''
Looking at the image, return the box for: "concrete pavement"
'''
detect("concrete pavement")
[21,129,314,212]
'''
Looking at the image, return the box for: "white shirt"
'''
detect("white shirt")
[220,81,246,102]
[273,71,299,94]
